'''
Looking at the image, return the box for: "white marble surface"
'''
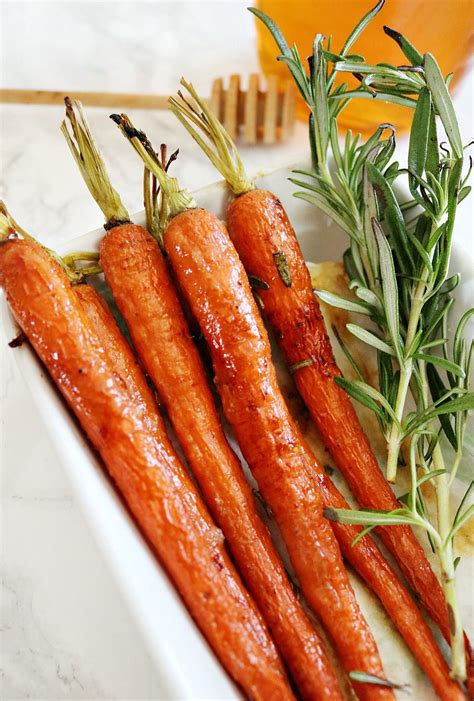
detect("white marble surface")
[0,2,472,700]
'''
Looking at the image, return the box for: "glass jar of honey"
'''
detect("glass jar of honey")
[255,0,473,133]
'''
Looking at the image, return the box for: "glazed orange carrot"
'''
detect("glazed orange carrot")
[62,101,342,700]
[310,466,465,701]
[0,236,294,701]
[168,81,473,686]
[99,225,342,701]
[74,284,160,425]
[163,207,395,701]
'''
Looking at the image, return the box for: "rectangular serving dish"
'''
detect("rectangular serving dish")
[2,164,473,700]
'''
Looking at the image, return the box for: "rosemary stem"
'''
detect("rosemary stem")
[417,358,466,681]
[432,444,466,682]
[386,224,436,481]
[448,449,463,489]
[386,359,412,482]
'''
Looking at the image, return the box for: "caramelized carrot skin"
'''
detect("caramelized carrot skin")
[226,189,452,635]
[99,224,340,701]
[74,284,160,428]
[164,209,395,701]
[77,280,465,700]
[313,471,466,701]
[1,238,294,701]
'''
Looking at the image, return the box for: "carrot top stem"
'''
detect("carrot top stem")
[110,113,195,227]
[142,144,179,246]
[0,201,101,283]
[169,79,253,196]
[61,98,130,228]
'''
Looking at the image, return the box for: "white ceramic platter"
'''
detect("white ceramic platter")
[2,164,473,700]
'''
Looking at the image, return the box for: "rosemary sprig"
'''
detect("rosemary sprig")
[253,1,473,682]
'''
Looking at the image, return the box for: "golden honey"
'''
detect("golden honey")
[256,0,473,133]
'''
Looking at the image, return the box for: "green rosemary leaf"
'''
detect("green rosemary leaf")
[273,251,292,287]
[372,219,402,361]
[422,294,453,341]
[425,105,440,179]
[383,26,423,66]
[406,227,433,272]
[323,50,365,64]
[324,506,418,527]
[417,469,448,487]
[308,113,318,169]
[383,160,400,182]
[335,376,386,420]
[458,186,472,203]
[454,556,462,570]
[413,353,466,378]
[330,120,344,172]
[247,7,291,57]
[333,61,406,78]
[349,670,410,692]
[367,162,414,271]
[421,338,448,351]
[409,393,474,432]
[289,178,350,217]
[346,379,401,423]
[408,87,431,194]
[343,248,361,283]
[277,55,312,103]
[340,0,385,55]
[315,289,371,315]
[249,8,313,104]
[311,35,330,164]
[356,286,382,311]
[374,133,397,173]
[424,53,463,158]
[430,160,463,295]
[454,309,474,365]
[293,191,356,238]
[331,324,365,381]
[328,89,417,109]
[346,323,395,356]
[378,348,394,401]
[351,524,376,547]
[449,504,474,542]
[452,482,474,531]
[248,274,270,291]
[354,123,394,179]
[426,221,447,254]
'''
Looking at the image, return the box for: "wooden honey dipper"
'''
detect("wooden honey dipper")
[0,74,296,145]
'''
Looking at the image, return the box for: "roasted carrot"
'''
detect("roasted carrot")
[162,207,395,701]
[0,236,294,701]
[226,189,469,648]
[99,225,342,701]
[311,467,465,701]
[62,101,342,700]
[74,283,160,426]
[177,199,464,700]
[169,81,472,686]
